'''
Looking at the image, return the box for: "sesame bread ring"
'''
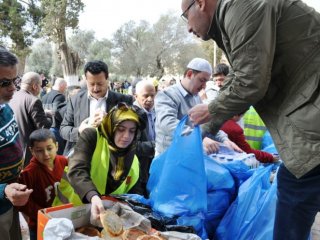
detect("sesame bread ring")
[136,235,163,240]
[76,226,101,237]
[100,210,123,237]
[122,228,146,240]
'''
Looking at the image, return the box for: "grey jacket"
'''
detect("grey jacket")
[155,82,228,154]
[206,0,320,177]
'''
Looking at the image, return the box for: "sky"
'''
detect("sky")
[79,0,180,40]
[78,0,320,40]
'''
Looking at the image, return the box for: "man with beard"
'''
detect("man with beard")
[155,58,241,155]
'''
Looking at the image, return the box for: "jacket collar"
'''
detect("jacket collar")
[207,0,226,51]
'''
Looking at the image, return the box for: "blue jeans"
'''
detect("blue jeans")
[274,164,320,240]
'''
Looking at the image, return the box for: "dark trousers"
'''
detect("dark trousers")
[274,164,320,240]
[0,207,22,240]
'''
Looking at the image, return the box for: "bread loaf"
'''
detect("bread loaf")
[122,228,146,240]
[100,210,123,236]
[76,226,101,237]
[136,235,163,240]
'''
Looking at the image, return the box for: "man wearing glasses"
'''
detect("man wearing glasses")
[181,0,320,239]
[0,48,32,240]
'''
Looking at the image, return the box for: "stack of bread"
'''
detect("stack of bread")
[100,210,164,240]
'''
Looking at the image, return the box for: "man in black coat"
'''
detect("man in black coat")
[42,77,67,154]
[60,61,133,155]
[133,80,156,196]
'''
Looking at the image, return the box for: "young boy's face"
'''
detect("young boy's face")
[30,139,58,167]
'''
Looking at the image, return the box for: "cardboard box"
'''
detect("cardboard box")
[37,196,119,240]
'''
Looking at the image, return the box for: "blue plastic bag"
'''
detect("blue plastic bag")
[148,116,207,217]
[204,155,235,239]
[261,130,278,154]
[222,160,254,189]
[204,155,235,192]
[147,116,207,239]
[216,165,277,240]
[205,190,233,238]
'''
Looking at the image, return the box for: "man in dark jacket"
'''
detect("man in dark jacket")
[42,77,67,154]
[60,60,133,156]
[133,80,156,195]
[182,0,320,239]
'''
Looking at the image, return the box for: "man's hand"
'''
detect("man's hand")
[203,137,220,154]
[91,109,106,128]
[4,183,33,206]
[90,195,105,222]
[188,103,211,125]
[79,118,90,134]
[44,109,54,117]
[223,140,244,153]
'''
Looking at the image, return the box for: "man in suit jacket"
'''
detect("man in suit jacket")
[133,80,156,196]
[9,72,52,166]
[60,60,133,156]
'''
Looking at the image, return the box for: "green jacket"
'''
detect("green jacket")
[206,0,320,178]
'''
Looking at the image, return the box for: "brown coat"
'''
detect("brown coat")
[9,89,51,164]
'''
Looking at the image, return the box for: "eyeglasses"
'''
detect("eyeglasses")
[181,0,196,22]
[0,76,21,88]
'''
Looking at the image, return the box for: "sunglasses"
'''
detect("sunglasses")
[0,76,21,88]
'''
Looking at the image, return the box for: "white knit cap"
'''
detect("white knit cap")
[187,58,212,75]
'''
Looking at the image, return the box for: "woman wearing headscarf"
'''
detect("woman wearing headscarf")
[53,102,145,220]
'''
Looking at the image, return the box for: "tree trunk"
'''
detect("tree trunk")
[14,47,30,76]
[17,56,26,76]
[57,42,82,86]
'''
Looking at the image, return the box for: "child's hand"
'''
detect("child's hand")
[203,137,220,154]
[4,183,33,206]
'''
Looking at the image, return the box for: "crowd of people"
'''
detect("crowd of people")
[0,47,273,240]
[1,0,320,238]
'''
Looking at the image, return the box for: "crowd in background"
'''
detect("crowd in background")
[1,33,319,240]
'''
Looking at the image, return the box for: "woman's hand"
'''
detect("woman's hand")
[90,195,105,221]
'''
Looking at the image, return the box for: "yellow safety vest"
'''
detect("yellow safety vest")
[52,129,140,206]
[243,106,267,150]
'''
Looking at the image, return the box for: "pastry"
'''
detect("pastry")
[100,210,123,236]
[122,228,146,240]
[76,226,101,237]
